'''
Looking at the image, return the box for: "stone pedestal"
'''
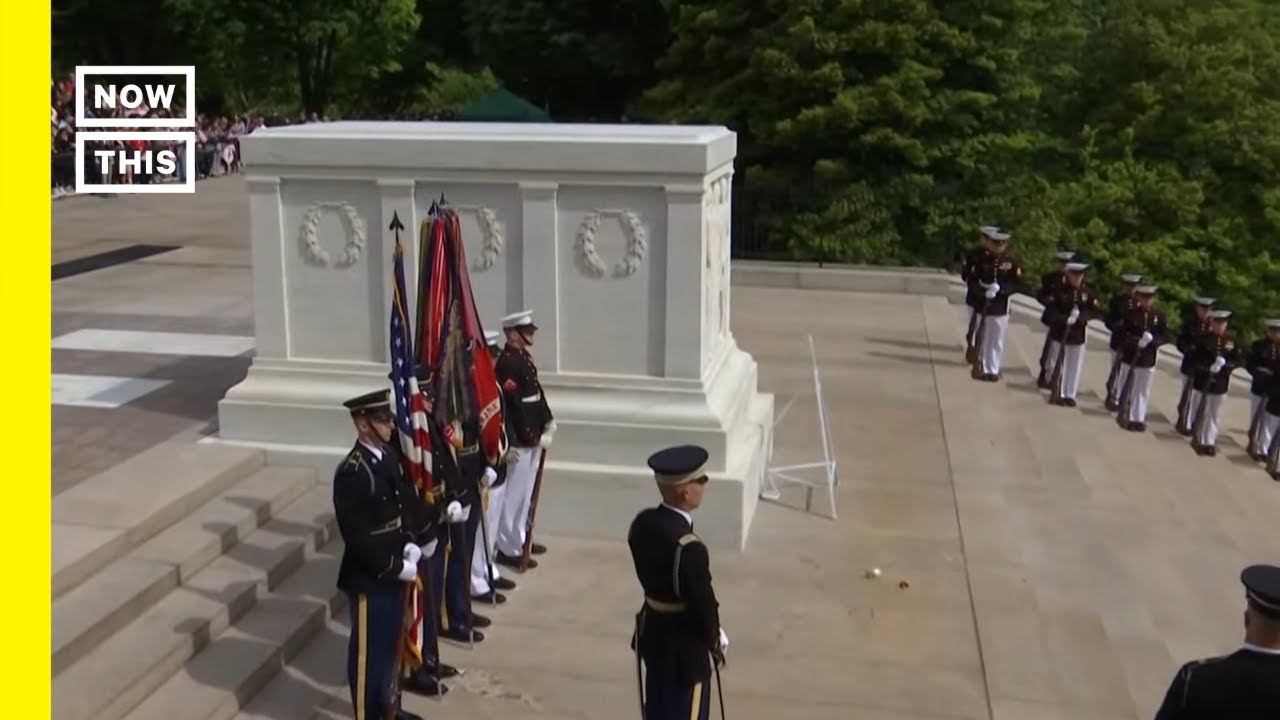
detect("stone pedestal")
[218,121,774,550]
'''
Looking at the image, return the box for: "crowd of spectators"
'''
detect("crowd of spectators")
[52,71,272,197]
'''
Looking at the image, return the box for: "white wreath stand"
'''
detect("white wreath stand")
[759,334,839,519]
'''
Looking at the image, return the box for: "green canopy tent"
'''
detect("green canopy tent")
[454,89,550,122]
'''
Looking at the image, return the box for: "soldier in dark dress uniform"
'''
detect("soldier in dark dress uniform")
[1153,564,1280,719]
[413,367,488,646]
[1042,262,1101,404]
[1104,273,1144,409]
[971,242,1025,382]
[471,329,519,603]
[1174,297,1216,434]
[1114,285,1168,432]
[1035,250,1077,384]
[333,390,433,720]
[1244,319,1280,460]
[960,226,1010,361]
[1186,309,1240,456]
[629,445,726,720]
[494,310,554,570]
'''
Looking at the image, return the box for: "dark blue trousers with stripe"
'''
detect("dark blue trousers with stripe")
[644,667,711,720]
[433,510,478,633]
[346,590,404,720]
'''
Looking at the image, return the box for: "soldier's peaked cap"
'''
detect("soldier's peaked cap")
[1065,262,1089,272]
[1121,274,1143,284]
[979,225,1011,242]
[344,389,393,419]
[1136,285,1158,295]
[501,310,537,330]
[1195,297,1216,306]
[484,329,502,347]
[1055,251,1077,262]
[1242,564,1280,620]
[647,445,709,487]
[1210,309,1232,321]
[1265,319,1280,329]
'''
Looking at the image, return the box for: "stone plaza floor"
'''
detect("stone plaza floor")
[52,177,1280,719]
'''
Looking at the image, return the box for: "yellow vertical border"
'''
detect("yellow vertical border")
[3,0,50,716]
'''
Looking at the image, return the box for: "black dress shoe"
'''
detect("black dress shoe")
[440,627,485,643]
[1036,374,1050,389]
[397,709,426,720]
[473,590,506,604]
[496,551,537,570]
[1134,422,1146,432]
[434,663,459,679]
[471,613,492,628]
[1192,443,1209,456]
[1063,398,1077,408]
[493,577,517,591]
[1105,400,1119,412]
[1207,446,1218,457]
[401,669,449,697]
[531,543,547,555]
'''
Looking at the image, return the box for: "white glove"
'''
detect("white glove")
[421,538,438,558]
[445,500,465,523]
[397,560,418,582]
[1211,356,1226,374]
[1067,308,1081,326]
[717,627,729,654]
[1138,331,1153,349]
[502,448,519,465]
[539,433,553,449]
[402,542,422,566]
[984,285,998,300]
[481,466,498,487]
[546,420,558,436]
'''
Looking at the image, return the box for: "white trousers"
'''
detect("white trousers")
[981,315,1009,375]
[1112,359,1131,400]
[495,446,542,557]
[1189,391,1225,446]
[1260,413,1280,456]
[1121,366,1155,423]
[1044,341,1085,399]
[470,482,507,595]
[1249,394,1279,454]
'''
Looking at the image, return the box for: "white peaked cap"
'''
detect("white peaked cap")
[1210,309,1232,320]
[1136,285,1158,295]
[500,309,535,329]
[980,225,1011,241]
[1065,262,1089,272]
[484,330,502,346]
[1121,274,1143,284]
[1055,251,1077,261]
[1265,319,1280,329]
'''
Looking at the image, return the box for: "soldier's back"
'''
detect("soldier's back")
[1156,649,1280,719]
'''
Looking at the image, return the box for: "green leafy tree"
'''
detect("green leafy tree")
[637,0,1048,267]
[463,0,671,119]
[166,0,419,116]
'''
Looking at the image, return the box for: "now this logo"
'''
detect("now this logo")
[73,66,197,195]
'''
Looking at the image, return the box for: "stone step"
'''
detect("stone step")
[53,442,265,598]
[52,465,317,675]
[228,617,350,720]
[52,483,338,720]
[122,539,344,720]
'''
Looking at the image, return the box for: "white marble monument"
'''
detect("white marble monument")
[218,121,774,550]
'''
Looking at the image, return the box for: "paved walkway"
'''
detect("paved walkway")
[52,181,1280,719]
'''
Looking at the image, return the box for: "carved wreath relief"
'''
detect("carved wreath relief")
[575,209,649,279]
[451,205,505,273]
[299,202,368,268]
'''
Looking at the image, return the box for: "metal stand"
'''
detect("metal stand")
[759,334,839,519]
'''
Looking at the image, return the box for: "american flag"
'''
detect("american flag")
[390,239,433,493]
[390,232,433,669]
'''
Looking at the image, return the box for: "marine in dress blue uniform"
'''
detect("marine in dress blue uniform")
[333,390,432,720]
[1153,564,1280,719]
[1035,250,1077,383]
[1174,297,1216,434]
[628,445,727,720]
